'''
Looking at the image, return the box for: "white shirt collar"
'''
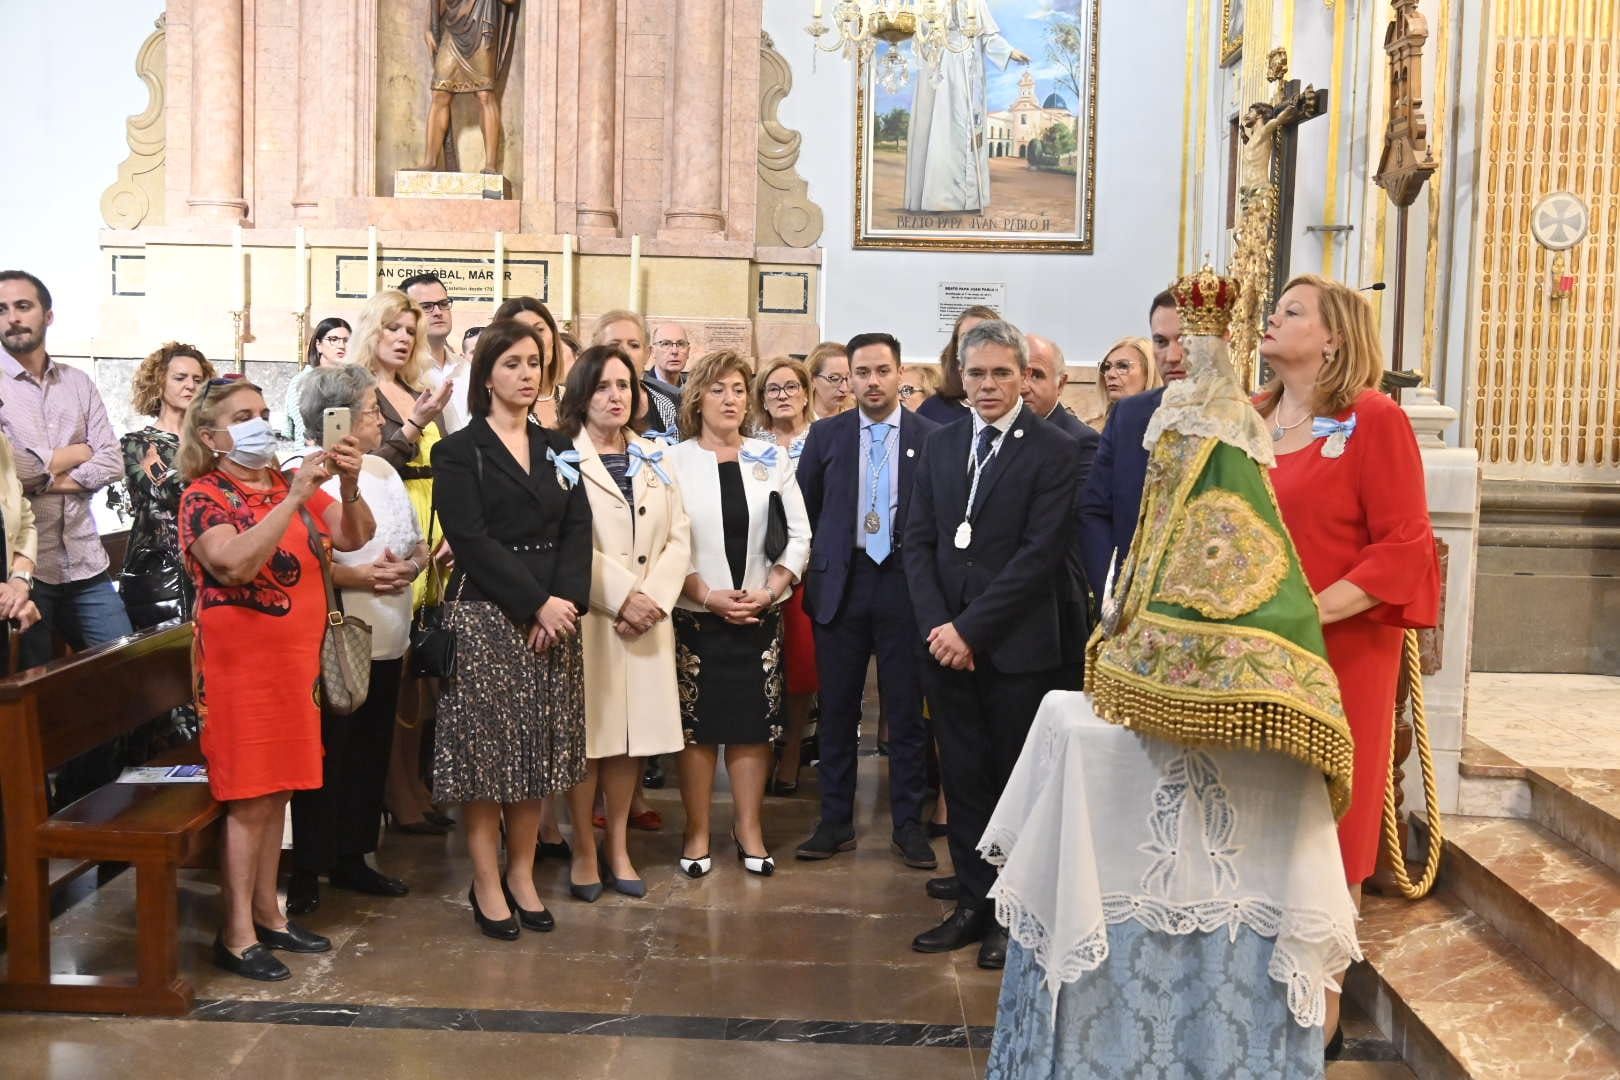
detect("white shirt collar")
[859,404,904,431]
[971,398,1023,438]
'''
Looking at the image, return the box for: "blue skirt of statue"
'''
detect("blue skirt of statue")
[987,924,1324,1080]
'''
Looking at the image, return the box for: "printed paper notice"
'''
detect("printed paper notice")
[117,765,210,784]
[938,282,1007,334]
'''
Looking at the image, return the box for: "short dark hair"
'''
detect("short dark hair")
[0,270,52,312]
[492,296,562,391]
[557,345,642,439]
[398,273,447,295]
[461,325,484,345]
[306,316,351,367]
[1150,289,1176,320]
[466,319,548,419]
[845,332,902,366]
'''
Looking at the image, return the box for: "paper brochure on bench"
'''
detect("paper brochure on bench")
[115,765,209,784]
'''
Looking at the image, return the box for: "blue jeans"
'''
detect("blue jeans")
[23,573,136,805]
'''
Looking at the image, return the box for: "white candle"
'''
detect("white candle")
[813,0,823,17]
[560,234,574,321]
[366,226,379,295]
[293,226,308,312]
[628,234,641,313]
[230,225,246,313]
[492,230,505,307]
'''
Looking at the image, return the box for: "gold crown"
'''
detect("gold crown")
[1170,265,1241,337]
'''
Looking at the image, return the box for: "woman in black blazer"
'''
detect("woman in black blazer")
[431,320,593,940]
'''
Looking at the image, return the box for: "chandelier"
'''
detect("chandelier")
[806,1,985,93]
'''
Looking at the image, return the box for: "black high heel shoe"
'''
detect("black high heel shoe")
[468,883,519,941]
[502,879,556,932]
[1324,1024,1345,1061]
[732,832,775,876]
[386,810,450,836]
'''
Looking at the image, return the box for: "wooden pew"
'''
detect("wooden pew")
[0,622,220,1016]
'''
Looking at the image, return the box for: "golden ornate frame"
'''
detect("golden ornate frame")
[1220,0,1243,66]
[852,0,1099,254]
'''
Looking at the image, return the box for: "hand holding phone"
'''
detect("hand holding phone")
[322,406,352,450]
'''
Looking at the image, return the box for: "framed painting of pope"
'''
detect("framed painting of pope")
[854,0,1098,253]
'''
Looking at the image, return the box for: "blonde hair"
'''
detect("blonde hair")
[903,363,942,400]
[1098,336,1160,425]
[750,356,812,433]
[806,340,847,378]
[176,379,263,482]
[590,309,648,348]
[1257,274,1383,418]
[131,342,215,417]
[353,290,431,389]
[678,350,754,440]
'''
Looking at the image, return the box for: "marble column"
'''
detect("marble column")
[187,0,248,223]
[576,0,619,233]
[291,0,322,217]
[663,0,727,233]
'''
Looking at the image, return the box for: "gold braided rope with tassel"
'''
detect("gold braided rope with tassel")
[1379,629,1443,898]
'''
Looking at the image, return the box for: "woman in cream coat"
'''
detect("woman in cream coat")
[560,346,692,899]
[0,433,42,637]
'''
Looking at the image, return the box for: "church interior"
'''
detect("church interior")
[1,1,1617,1076]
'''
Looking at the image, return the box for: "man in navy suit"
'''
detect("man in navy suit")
[796,333,940,870]
[1077,289,1187,604]
[903,320,1089,969]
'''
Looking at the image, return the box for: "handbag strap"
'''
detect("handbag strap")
[299,506,343,626]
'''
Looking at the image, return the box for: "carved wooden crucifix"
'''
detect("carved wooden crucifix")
[1263,49,1329,316]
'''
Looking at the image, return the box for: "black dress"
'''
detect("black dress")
[673,461,784,747]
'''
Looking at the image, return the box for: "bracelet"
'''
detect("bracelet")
[342,487,362,503]
[701,587,714,610]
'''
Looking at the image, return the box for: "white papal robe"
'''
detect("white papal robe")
[902,1,1015,214]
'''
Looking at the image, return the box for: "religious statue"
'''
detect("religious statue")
[419,0,520,175]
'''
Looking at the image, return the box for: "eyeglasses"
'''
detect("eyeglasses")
[1100,360,1137,375]
[764,383,803,399]
[322,334,350,345]
[899,385,918,398]
[654,339,690,350]
[418,299,453,313]
[816,373,850,387]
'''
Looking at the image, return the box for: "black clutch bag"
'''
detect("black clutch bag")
[409,598,457,679]
[764,490,789,564]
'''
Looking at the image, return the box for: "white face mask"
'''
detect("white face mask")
[214,417,278,469]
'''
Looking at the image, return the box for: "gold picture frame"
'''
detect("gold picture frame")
[852,0,1099,254]
[1221,0,1244,66]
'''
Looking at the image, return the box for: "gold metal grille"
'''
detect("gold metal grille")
[1471,0,1619,478]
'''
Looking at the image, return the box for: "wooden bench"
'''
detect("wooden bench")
[0,622,220,1016]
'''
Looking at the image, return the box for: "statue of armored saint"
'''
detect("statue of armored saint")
[419,0,520,174]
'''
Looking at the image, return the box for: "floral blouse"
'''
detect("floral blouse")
[121,426,183,561]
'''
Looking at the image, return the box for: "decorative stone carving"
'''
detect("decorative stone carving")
[756,31,823,249]
[101,16,167,230]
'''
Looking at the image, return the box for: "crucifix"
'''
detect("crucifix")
[1227,48,1327,386]
[1374,0,1439,389]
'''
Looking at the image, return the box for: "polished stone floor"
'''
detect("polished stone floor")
[2,741,1412,1077]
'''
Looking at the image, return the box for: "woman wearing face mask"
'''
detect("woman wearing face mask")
[177,376,375,981]
[282,366,428,918]
[121,342,216,629]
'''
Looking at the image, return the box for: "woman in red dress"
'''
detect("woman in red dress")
[1258,274,1440,1047]
[177,377,375,981]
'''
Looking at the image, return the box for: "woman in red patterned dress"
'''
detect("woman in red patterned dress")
[1258,274,1440,1049]
[177,377,375,981]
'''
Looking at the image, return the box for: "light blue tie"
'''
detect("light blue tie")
[867,422,893,564]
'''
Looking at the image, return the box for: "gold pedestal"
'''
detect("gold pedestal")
[393,170,510,201]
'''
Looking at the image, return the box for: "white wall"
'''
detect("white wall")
[762,1,1188,367]
[0,2,165,353]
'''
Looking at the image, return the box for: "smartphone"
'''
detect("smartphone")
[322,406,351,449]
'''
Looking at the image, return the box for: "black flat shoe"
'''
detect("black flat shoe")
[891,821,938,870]
[469,883,520,941]
[390,815,450,836]
[1325,1024,1345,1061]
[214,938,290,982]
[926,875,960,901]
[927,821,949,839]
[285,871,320,916]
[330,861,409,898]
[767,777,800,797]
[537,838,573,861]
[642,757,666,789]
[976,923,1008,969]
[912,906,985,953]
[254,920,331,954]
[423,809,456,828]
[796,821,856,861]
[502,879,556,932]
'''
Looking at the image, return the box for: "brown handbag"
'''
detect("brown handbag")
[301,508,373,716]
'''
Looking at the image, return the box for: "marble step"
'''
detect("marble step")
[1442,815,1620,1033]
[1529,767,1620,876]
[1350,890,1620,1079]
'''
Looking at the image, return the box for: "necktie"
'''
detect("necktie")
[975,424,998,470]
[867,422,892,564]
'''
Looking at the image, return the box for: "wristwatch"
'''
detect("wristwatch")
[10,570,33,590]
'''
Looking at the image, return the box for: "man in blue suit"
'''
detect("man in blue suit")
[795,332,940,870]
[1078,289,1187,605]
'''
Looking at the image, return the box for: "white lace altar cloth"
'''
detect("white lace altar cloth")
[979,691,1361,1028]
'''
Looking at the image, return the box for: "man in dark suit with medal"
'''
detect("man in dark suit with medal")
[902,320,1087,968]
[794,333,939,870]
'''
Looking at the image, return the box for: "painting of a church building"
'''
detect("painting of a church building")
[987,71,1077,163]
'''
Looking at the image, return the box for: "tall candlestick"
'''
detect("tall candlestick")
[560,234,574,322]
[628,234,641,313]
[366,226,379,295]
[492,231,506,307]
[230,224,246,312]
[293,226,308,312]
